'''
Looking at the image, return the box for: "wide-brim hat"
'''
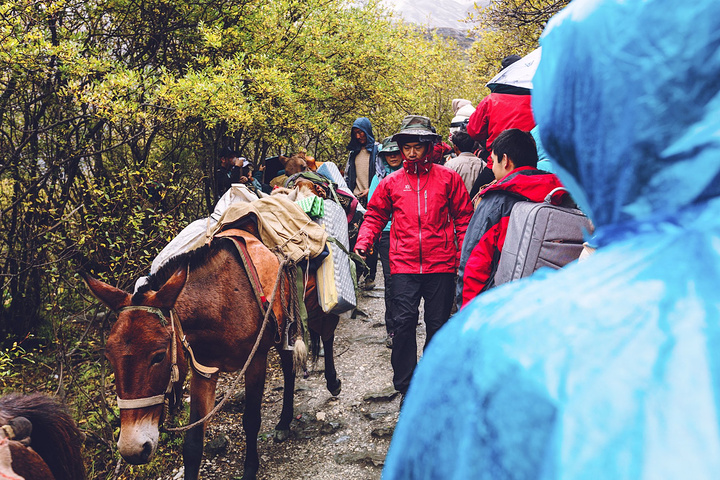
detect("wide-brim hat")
[392,115,440,144]
[379,136,400,155]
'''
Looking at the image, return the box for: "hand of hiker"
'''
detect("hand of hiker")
[354,248,367,260]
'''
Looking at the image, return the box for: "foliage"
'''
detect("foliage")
[467,0,570,90]
[0,339,37,389]
[0,0,486,476]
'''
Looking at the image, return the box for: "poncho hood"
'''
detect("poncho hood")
[533,0,720,246]
[383,2,720,479]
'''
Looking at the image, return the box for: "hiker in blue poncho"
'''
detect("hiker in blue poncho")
[383,0,720,478]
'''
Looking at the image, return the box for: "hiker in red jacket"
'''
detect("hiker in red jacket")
[354,115,473,401]
[466,56,536,160]
[457,129,564,308]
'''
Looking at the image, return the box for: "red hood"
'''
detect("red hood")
[480,166,564,202]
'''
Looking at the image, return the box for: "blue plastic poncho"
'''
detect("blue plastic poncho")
[382,0,720,478]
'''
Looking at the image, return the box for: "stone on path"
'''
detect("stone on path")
[363,386,398,402]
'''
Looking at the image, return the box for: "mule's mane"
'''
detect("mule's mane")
[135,239,237,296]
[0,393,86,480]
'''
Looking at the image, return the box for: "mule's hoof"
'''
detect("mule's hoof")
[274,429,291,443]
[328,378,342,396]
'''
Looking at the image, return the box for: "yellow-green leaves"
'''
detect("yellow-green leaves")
[467,0,570,83]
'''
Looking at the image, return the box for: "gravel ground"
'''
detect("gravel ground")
[162,270,427,480]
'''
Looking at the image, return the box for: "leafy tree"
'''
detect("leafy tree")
[467,0,570,86]
[1,0,484,475]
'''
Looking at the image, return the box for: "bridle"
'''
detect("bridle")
[114,306,219,411]
[111,247,291,433]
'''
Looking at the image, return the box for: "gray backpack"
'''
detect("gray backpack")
[494,187,592,286]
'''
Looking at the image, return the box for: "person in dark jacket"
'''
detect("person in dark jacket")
[344,117,379,205]
[354,116,473,400]
[368,137,404,349]
[457,128,564,308]
[215,146,244,200]
[344,117,380,288]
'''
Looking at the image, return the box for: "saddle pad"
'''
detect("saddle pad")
[315,199,357,314]
[214,229,287,338]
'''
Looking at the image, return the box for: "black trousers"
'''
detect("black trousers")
[351,209,378,282]
[378,231,393,332]
[365,245,378,281]
[390,272,455,393]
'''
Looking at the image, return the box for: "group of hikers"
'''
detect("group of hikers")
[347,102,564,403]
[380,0,720,477]
[212,50,569,406]
[138,0,720,476]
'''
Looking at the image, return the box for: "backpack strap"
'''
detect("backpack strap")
[545,187,577,208]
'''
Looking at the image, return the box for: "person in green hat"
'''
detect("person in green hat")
[368,137,404,348]
[354,116,473,403]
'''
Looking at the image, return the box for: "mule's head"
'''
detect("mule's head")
[83,267,187,465]
[284,154,308,176]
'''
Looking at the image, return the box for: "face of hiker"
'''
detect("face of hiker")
[219,155,234,170]
[352,128,367,146]
[385,152,403,168]
[401,142,429,162]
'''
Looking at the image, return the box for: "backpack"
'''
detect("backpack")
[494,188,593,286]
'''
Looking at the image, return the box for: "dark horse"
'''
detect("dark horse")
[84,230,341,480]
[0,393,86,480]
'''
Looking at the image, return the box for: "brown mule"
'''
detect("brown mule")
[0,393,86,480]
[84,234,341,480]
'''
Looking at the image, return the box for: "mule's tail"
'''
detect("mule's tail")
[0,393,86,480]
[309,329,322,363]
[292,338,308,376]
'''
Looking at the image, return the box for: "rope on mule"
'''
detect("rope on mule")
[163,252,291,433]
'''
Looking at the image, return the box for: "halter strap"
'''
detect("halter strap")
[114,307,218,410]
[0,425,15,440]
[116,395,166,409]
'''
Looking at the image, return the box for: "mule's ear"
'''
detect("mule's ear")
[278,155,289,166]
[154,266,188,308]
[81,272,131,311]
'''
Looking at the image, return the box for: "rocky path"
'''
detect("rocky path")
[165,273,426,480]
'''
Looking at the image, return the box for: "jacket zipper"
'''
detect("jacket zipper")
[417,175,423,273]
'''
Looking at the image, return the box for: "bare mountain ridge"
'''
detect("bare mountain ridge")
[390,0,475,30]
[386,0,488,48]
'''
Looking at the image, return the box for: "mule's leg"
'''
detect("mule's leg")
[274,347,295,442]
[183,374,218,480]
[242,353,269,480]
[322,334,342,396]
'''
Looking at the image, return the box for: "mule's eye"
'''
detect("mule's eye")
[151,352,166,365]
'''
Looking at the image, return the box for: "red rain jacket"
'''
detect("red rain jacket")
[467,93,536,152]
[458,167,564,307]
[356,164,473,274]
